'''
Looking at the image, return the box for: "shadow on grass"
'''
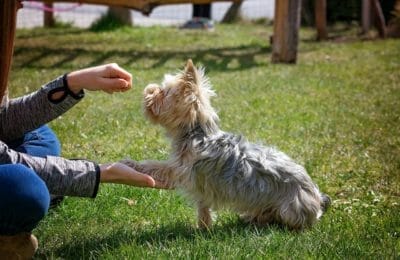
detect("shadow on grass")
[13,44,271,72]
[16,27,87,39]
[47,220,278,259]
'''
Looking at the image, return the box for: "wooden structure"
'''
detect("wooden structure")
[43,0,240,14]
[271,0,301,64]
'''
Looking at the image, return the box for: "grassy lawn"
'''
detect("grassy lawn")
[10,23,399,259]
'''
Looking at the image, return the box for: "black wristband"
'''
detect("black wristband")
[92,163,101,198]
[63,73,85,100]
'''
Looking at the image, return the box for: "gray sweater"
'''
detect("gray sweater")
[0,76,100,198]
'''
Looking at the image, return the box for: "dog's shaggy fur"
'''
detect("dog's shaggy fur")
[123,60,330,230]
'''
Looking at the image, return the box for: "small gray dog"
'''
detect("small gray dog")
[123,60,330,230]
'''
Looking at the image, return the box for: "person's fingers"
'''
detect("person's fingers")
[104,63,132,88]
[129,169,156,188]
[107,64,132,84]
[98,78,131,92]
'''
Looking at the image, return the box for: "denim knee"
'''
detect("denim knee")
[0,164,50,235]
[7,125,61,158]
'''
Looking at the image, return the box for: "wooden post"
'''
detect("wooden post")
[272,0,302,64]
[315,0,327,40]
[361,0,371,34]
[44,2,55,27]
[371,0,386,38]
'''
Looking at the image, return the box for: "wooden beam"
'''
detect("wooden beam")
[315,0,327,40]
[42,0,240,14]
[271,0,302,64]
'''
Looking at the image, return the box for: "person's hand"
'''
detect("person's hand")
[66,63,132,94]
[99,162,167,189]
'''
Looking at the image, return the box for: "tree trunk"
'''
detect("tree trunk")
[44,2,55,27]
[108,6,132,26]
[221,1,243,23]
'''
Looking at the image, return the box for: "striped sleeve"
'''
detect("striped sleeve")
[0,75,84,142]
[0,141,100,198]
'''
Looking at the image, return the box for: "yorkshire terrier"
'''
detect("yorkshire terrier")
[122,60,330,230]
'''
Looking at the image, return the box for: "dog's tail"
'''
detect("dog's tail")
[320,193,331,213]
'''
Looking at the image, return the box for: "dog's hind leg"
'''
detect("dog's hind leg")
[197,201,212,229]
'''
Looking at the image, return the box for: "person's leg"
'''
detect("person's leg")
[9,125,61,158]
[7,125,64,207]
[0,164,50,258]
[0,164,50,234]
[193,4,211,18]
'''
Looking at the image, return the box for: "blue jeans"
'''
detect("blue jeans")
[0,125,61,235]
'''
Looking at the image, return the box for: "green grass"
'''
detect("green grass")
[11,24,399,259]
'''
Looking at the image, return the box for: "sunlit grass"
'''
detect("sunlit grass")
[10,24,400,259]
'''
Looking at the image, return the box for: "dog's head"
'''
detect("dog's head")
[143,59,219,136]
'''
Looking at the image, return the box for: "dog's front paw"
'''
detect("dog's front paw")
[119,159,138,169]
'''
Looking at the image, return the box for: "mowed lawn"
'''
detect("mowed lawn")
[10,23,399,259]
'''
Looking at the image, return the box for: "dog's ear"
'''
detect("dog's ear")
[183,59,198,85]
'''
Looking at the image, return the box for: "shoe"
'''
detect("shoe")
[49,195,64,209]
[0,233,38,259]
[180,17,214,30]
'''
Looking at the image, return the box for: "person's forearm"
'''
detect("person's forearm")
[0,141,100,197]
